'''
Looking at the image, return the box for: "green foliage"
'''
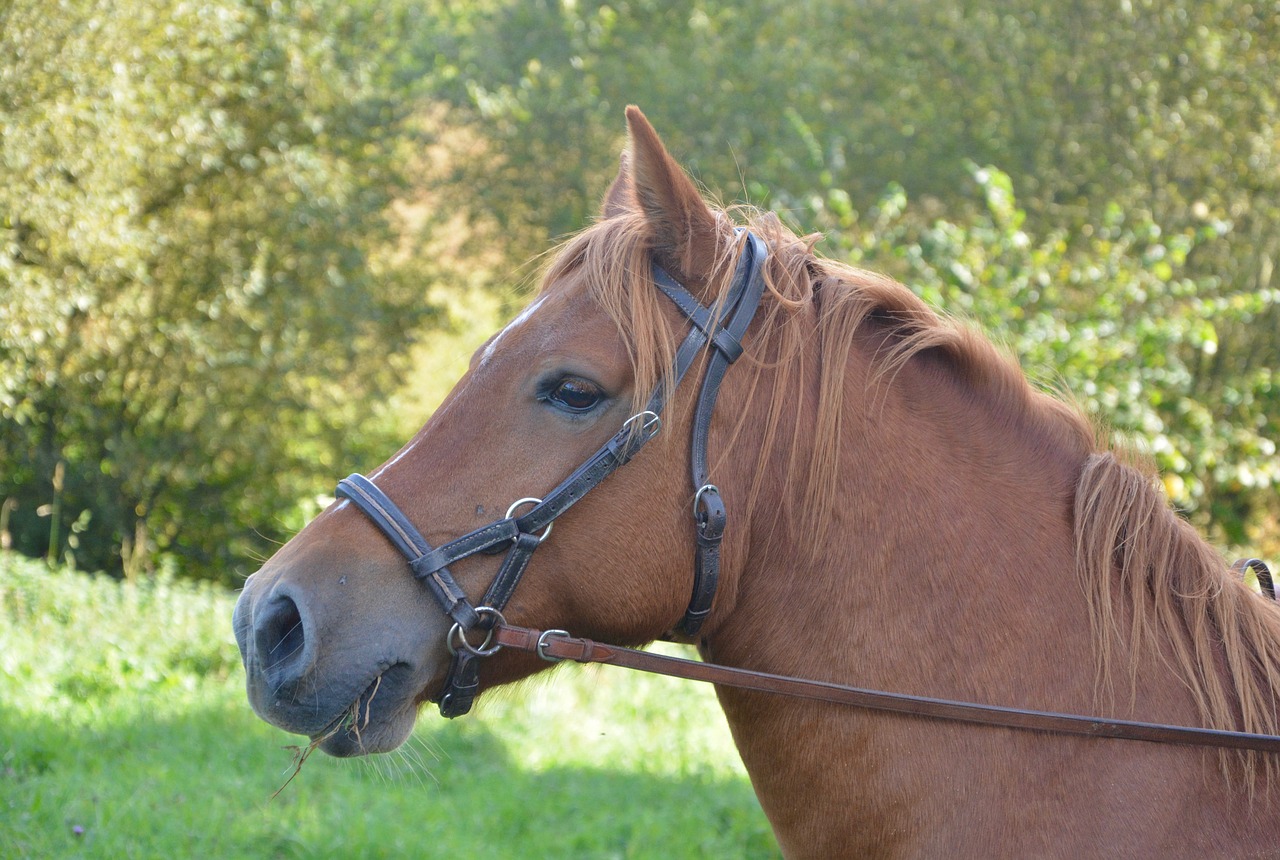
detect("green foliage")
[431,0,1279,252]
[0,552,777,857]
[0,0,436,580]
[0,551,239,711]
[813,166,1277,541]
[3,0,1276,577]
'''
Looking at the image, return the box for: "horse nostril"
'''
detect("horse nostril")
[253,594,312,691]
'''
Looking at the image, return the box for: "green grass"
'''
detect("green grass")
[0,552,778,858]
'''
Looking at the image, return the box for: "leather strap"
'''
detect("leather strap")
[494,624,1280,754]
[437,649,483,717]
[337,474,481,631]
[1233,558,1276,601]
[653,231,769,635]
[336,234,1279,737]
[482,532,541,611]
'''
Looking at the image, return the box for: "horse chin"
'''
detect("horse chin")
[314,705,417,757]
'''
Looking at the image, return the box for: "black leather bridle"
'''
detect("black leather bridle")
[336,231,769,717]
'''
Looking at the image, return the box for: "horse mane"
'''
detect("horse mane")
[1077,451,1280,783]
[540,202,1280,781]
[542,206,1092,532]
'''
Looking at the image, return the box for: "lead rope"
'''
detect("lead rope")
[490,623,1280,754]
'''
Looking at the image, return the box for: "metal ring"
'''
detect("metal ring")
[536,629,571,663]
[446,606,506,657]
[693,483,719,513]
[622,410,662,437]
[506,497,553,544]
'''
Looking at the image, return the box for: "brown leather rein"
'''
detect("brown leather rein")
[491,621,1280,755]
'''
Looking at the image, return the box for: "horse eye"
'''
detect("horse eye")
[546,378,602,413]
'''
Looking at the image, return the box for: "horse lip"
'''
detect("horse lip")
[309,662,417,756]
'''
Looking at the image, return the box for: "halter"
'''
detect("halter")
[336,231,769,717]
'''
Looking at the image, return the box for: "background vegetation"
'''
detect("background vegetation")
[429,0,1279,548]
[0,551,776,857]
[3,0,1276,579]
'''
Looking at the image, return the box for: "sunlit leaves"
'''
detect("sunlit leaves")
[0,0,429,579]
[430,0,1280,547]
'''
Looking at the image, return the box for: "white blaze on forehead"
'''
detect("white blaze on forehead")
[480,297,546,368]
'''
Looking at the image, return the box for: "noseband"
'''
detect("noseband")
[337,231,769,717]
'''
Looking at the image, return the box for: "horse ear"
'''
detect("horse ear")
[600,150,635,219]
[624,105,721,286]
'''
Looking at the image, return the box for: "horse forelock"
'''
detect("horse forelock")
[540,211,683,418]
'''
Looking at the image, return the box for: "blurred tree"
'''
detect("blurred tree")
[6,0,1272,575]
[0,0,436,580]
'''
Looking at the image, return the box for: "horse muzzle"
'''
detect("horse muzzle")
[233,555,445,754]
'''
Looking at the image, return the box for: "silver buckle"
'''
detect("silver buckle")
[536,628,571,662]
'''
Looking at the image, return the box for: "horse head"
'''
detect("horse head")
[233,107,763,755]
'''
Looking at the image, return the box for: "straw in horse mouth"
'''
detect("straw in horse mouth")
[321,668,393,745]
[273,670,392,796]
[345,673,383,738]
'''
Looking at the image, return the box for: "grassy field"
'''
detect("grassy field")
[0,551,779,859]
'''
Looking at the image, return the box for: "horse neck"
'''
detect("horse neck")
[699,299,1279,853]
[710,334,1115,715]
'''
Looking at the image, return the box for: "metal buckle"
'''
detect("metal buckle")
[506,497,553,544]
[536,628,571,662]
[693,483,719,513]
[446,606,506,657]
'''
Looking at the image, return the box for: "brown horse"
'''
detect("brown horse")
[234,107,1280,857]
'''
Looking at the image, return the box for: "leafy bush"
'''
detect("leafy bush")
[811,166,1277,541]
[0,0,437,580]
[5,0,1277,580]
[426,0,1280,548]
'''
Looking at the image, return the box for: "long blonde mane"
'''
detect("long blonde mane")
[540,203,1280,781]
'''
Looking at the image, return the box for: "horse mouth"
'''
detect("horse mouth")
[311,662,418,757]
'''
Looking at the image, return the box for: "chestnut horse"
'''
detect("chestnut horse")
[235,107,1280,857]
